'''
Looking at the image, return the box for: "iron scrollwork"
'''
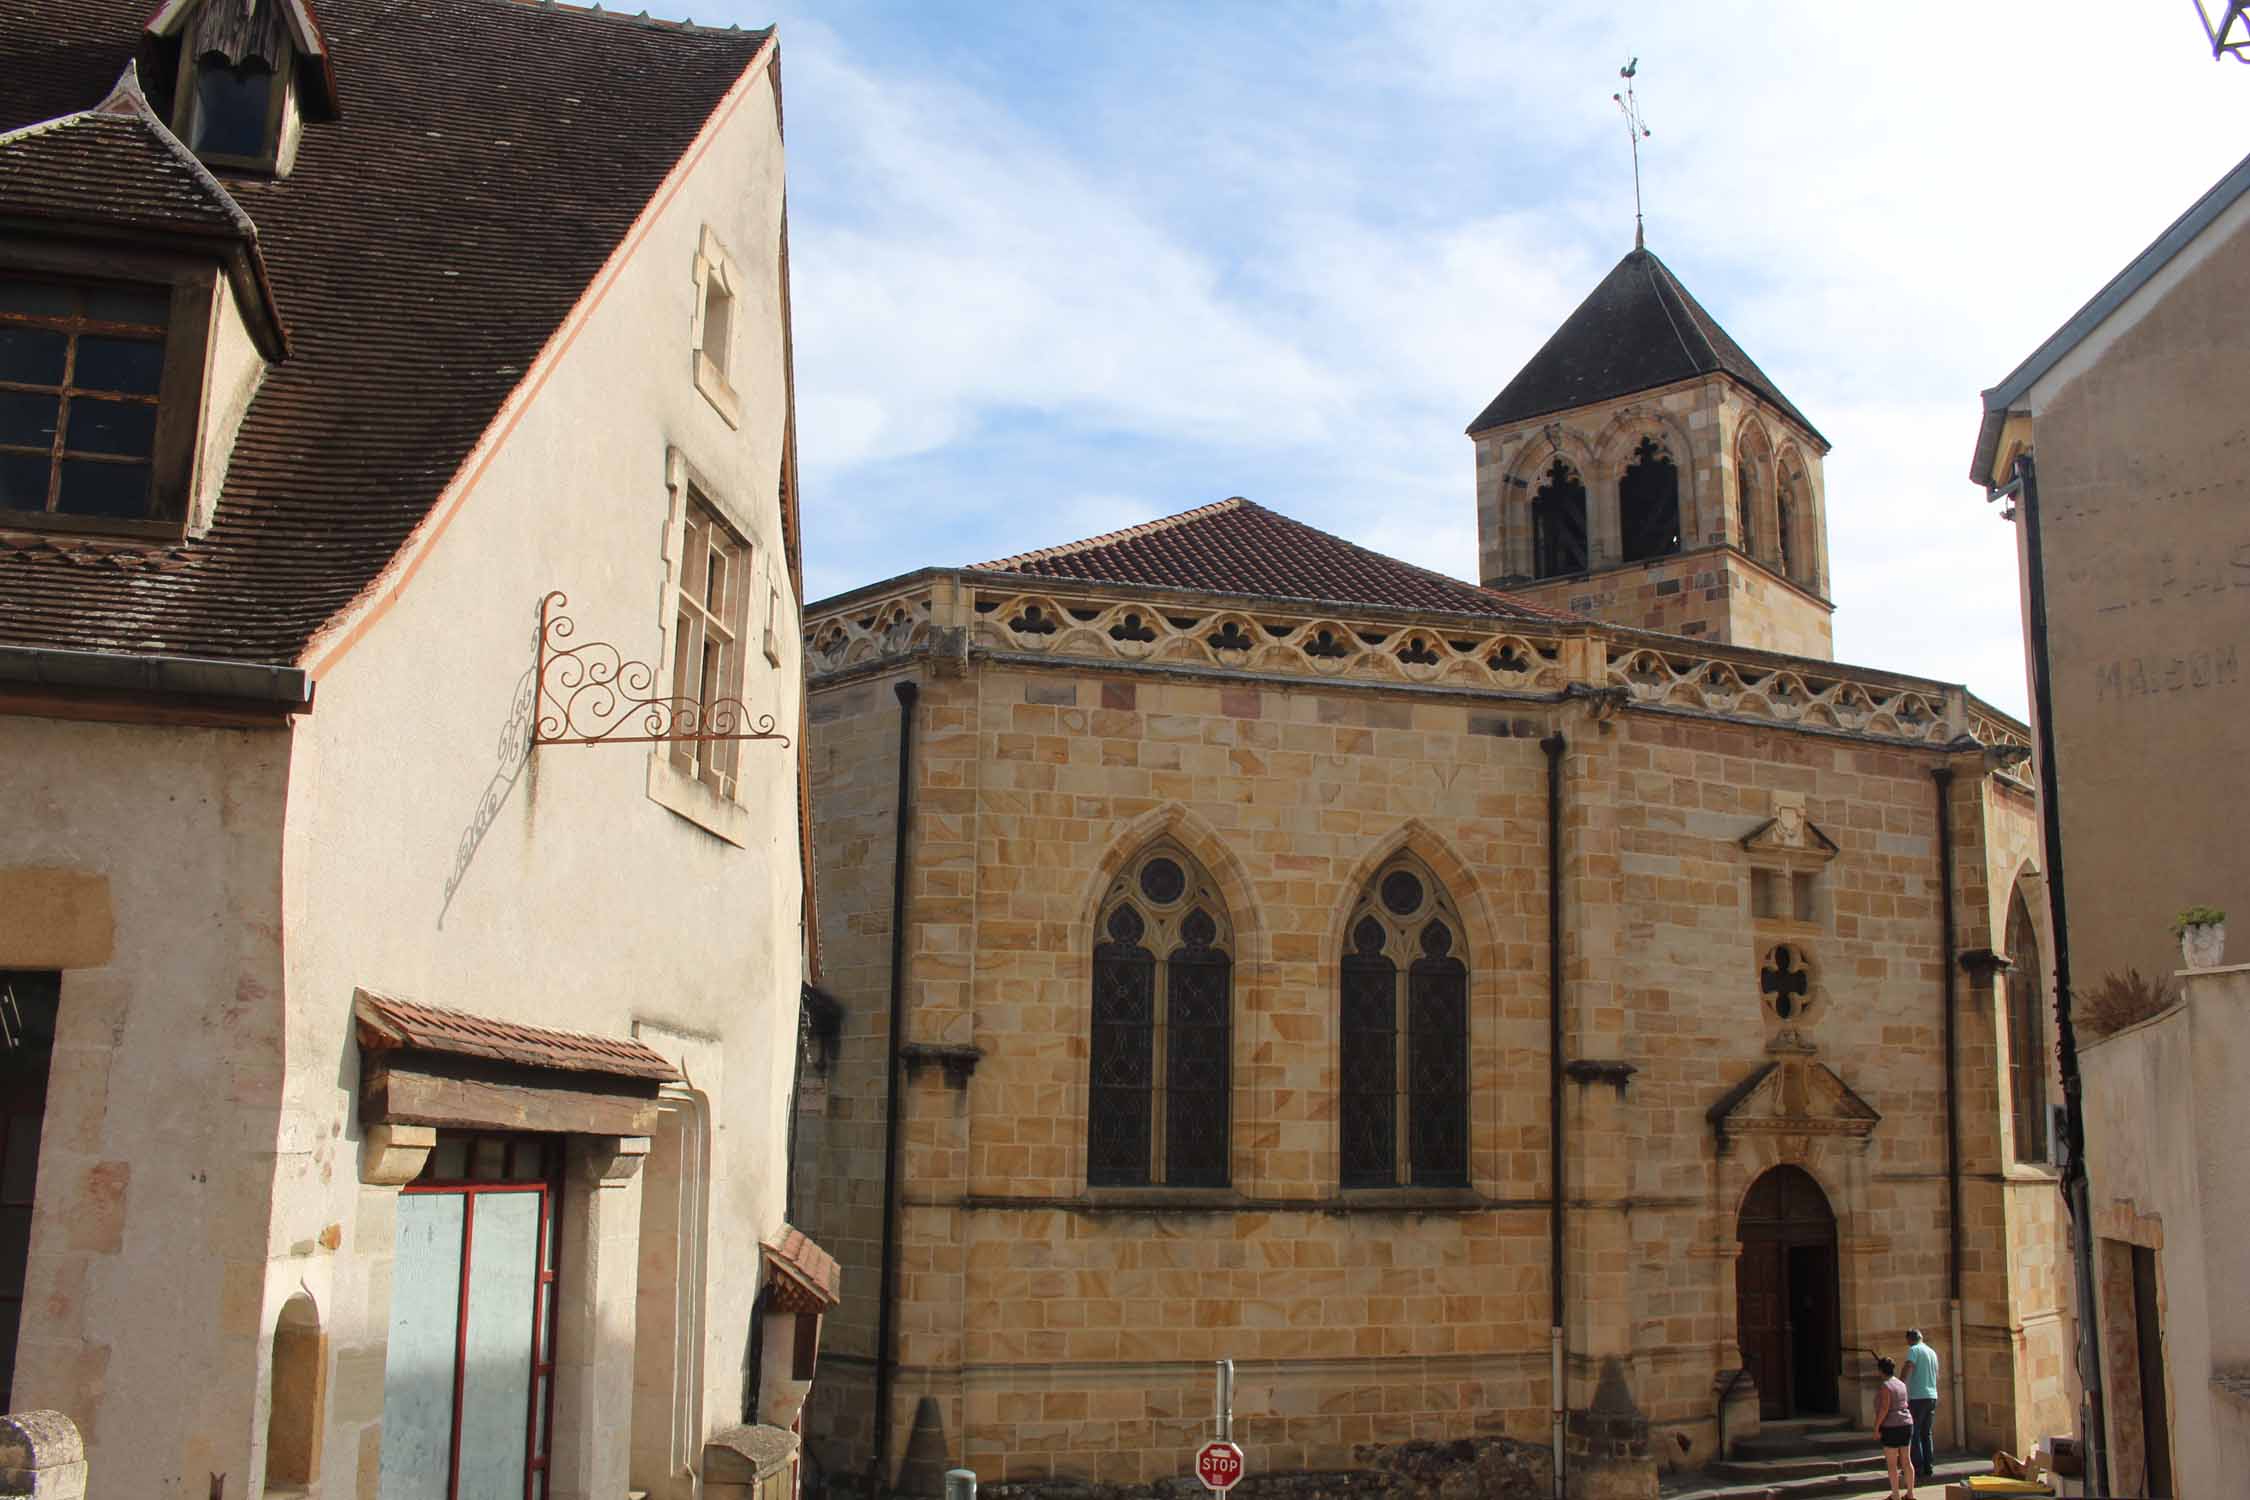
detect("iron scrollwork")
[532,591,792,750]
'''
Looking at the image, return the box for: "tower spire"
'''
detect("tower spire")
[1613,57,1652,250]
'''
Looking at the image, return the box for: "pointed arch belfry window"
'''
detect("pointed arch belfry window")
[1619,435,1682,563]
[1531,457,1589,579]
[1089,844,1233,1187]
[1736,448,1761,558]
[1339,856,1469,1188]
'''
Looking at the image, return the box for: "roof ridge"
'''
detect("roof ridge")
[1638,249,1716,378]
[495,0,775,38]
[970,495,1247,572]
[1245,500,1574,622]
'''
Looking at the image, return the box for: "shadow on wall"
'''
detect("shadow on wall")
[438,608,542,928]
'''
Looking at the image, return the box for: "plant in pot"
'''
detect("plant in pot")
[2171,905,2227,969]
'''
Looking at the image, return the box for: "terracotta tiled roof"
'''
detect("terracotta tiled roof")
[0,0,772,664]
[763,1224,841,1309]
[354,989,682,1083]
[968,497,1574,622]
[1467,246,1825,446]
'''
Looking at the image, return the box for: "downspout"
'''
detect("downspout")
[1932,767,1968,1451]
[869,678,919,1489]
[1542,731,1568,1500]
[2000,452,2108,1496]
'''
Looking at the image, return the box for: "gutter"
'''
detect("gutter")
[1931,766,1968,1454]
[0,643,313,710]
[1541,730,1568,1500]
[869,678,918,1489]
[1995,454,2109,1496]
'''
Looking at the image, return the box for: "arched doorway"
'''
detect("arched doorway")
[1736,1164,1840,1418]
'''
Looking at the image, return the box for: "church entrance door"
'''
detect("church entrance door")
[1736,1165,1839,1419]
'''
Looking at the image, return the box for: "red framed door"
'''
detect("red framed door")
[378,1134,562,1500]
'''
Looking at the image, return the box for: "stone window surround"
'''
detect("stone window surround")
[689,225,742,430]
[647,447,759,847]
[0,242,224,543]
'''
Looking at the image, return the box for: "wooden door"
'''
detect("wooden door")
[1737,1238,1789,1419]
[0,972,60,1414]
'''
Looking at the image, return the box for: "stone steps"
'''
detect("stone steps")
[1665,1453,1985,1500]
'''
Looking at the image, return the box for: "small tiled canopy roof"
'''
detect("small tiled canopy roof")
[1467,246,1825,447]
[969,497,1574,623]
[0,0,772,663]
[762,1225,841,1311]
[354,990,681,1084]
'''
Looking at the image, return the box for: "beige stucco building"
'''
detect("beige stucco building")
[0,3,832,1497]
[1971,145,2250,1500]
[799,248,2070,1495]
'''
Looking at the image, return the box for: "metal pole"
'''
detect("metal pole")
[1216,1358,1234,1442]
[944,1469,977,1500]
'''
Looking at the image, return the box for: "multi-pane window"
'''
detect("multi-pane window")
[0,278,171,521]
[670,494,752,797]
[1087,844,1232,1188]
[1339,858,1470,1189]
[2005,893,2051,1164]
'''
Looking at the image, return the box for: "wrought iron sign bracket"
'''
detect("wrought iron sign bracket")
[532,590,791,751]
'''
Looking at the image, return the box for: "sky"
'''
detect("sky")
[710,1,2248,719]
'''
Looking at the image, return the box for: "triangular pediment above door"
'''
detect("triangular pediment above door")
[1707,1055,1879,1154]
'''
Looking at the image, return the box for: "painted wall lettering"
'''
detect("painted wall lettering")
[2094,644,2240,701]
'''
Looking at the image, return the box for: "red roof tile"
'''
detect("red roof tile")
[763,1224,840,1309]
[354,989,682,1083]
[0,0,772,664]
[969,498,1573,623]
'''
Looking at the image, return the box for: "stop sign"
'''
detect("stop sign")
[1196,1439,1245,1492]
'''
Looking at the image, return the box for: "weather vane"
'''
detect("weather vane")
[1613,57,1652,249]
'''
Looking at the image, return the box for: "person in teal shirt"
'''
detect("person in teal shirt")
[1905,1329,1941,1486]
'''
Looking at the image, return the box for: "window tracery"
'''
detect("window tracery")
[1339,855,1469,1189]
[1531,457,1589,579]
[1089,843,1233,1188]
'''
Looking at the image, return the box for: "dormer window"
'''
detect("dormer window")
[0,276,177,522]
[151,0,338,175]
[186,55,282,165]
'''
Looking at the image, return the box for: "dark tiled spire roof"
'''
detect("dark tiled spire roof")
[1467,247,1825,446]
[970,497,1574,622]
[0,0,772,663]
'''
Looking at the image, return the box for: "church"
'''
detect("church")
[794,244,2071,1495]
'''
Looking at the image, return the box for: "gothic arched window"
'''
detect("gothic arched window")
[2004,892,2051,1164]
[1618,435,1682,563]
[1531,458,1589,579]
[1088,844,1233,1188]
[1776,467,1807,585]
[1736,450,1761,559]
[1339,857,1469,1189]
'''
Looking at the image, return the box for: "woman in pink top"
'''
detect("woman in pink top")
[1872,1355,1916,1499]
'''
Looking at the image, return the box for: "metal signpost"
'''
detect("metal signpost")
[1196,1359,1246,1493]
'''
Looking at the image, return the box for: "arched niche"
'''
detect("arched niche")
[265,1291,327,1491]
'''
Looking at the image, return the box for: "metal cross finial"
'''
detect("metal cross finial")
[2196,1,2250,62]
[1612,57,1653,249]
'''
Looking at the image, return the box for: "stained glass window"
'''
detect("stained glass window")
[1087,844,1233,1187]
[1338,856,1471,1188]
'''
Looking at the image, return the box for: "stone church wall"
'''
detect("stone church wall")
[800,626,2049,1488]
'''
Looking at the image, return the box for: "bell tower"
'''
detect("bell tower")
[1469,246,1836,660]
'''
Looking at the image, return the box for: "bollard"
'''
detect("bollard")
[943,1467,977,1500]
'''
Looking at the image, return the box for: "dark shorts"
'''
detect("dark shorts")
[1880,1425,1914,1451]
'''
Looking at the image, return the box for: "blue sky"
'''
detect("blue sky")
[711,1,2248,718]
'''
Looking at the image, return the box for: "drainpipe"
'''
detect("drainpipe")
[1996,452,2108,1496]
[1931,767,1968,1452]
[1542,731,1568,1500]
[870,678,919,1488]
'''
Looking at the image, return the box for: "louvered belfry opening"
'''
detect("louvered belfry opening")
[1618,435,1681,563]
[1531,456,1589,578]
[1087,843,1233,1188]
[1339,856,1469,1189]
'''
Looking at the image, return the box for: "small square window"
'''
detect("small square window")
[1750,869,1780,920]
[699,274,734,380]
[691,229,742,427]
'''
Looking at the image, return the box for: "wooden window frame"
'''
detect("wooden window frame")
[172,44,296,174]
[669,489,753,800]
[0,244,216,540]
